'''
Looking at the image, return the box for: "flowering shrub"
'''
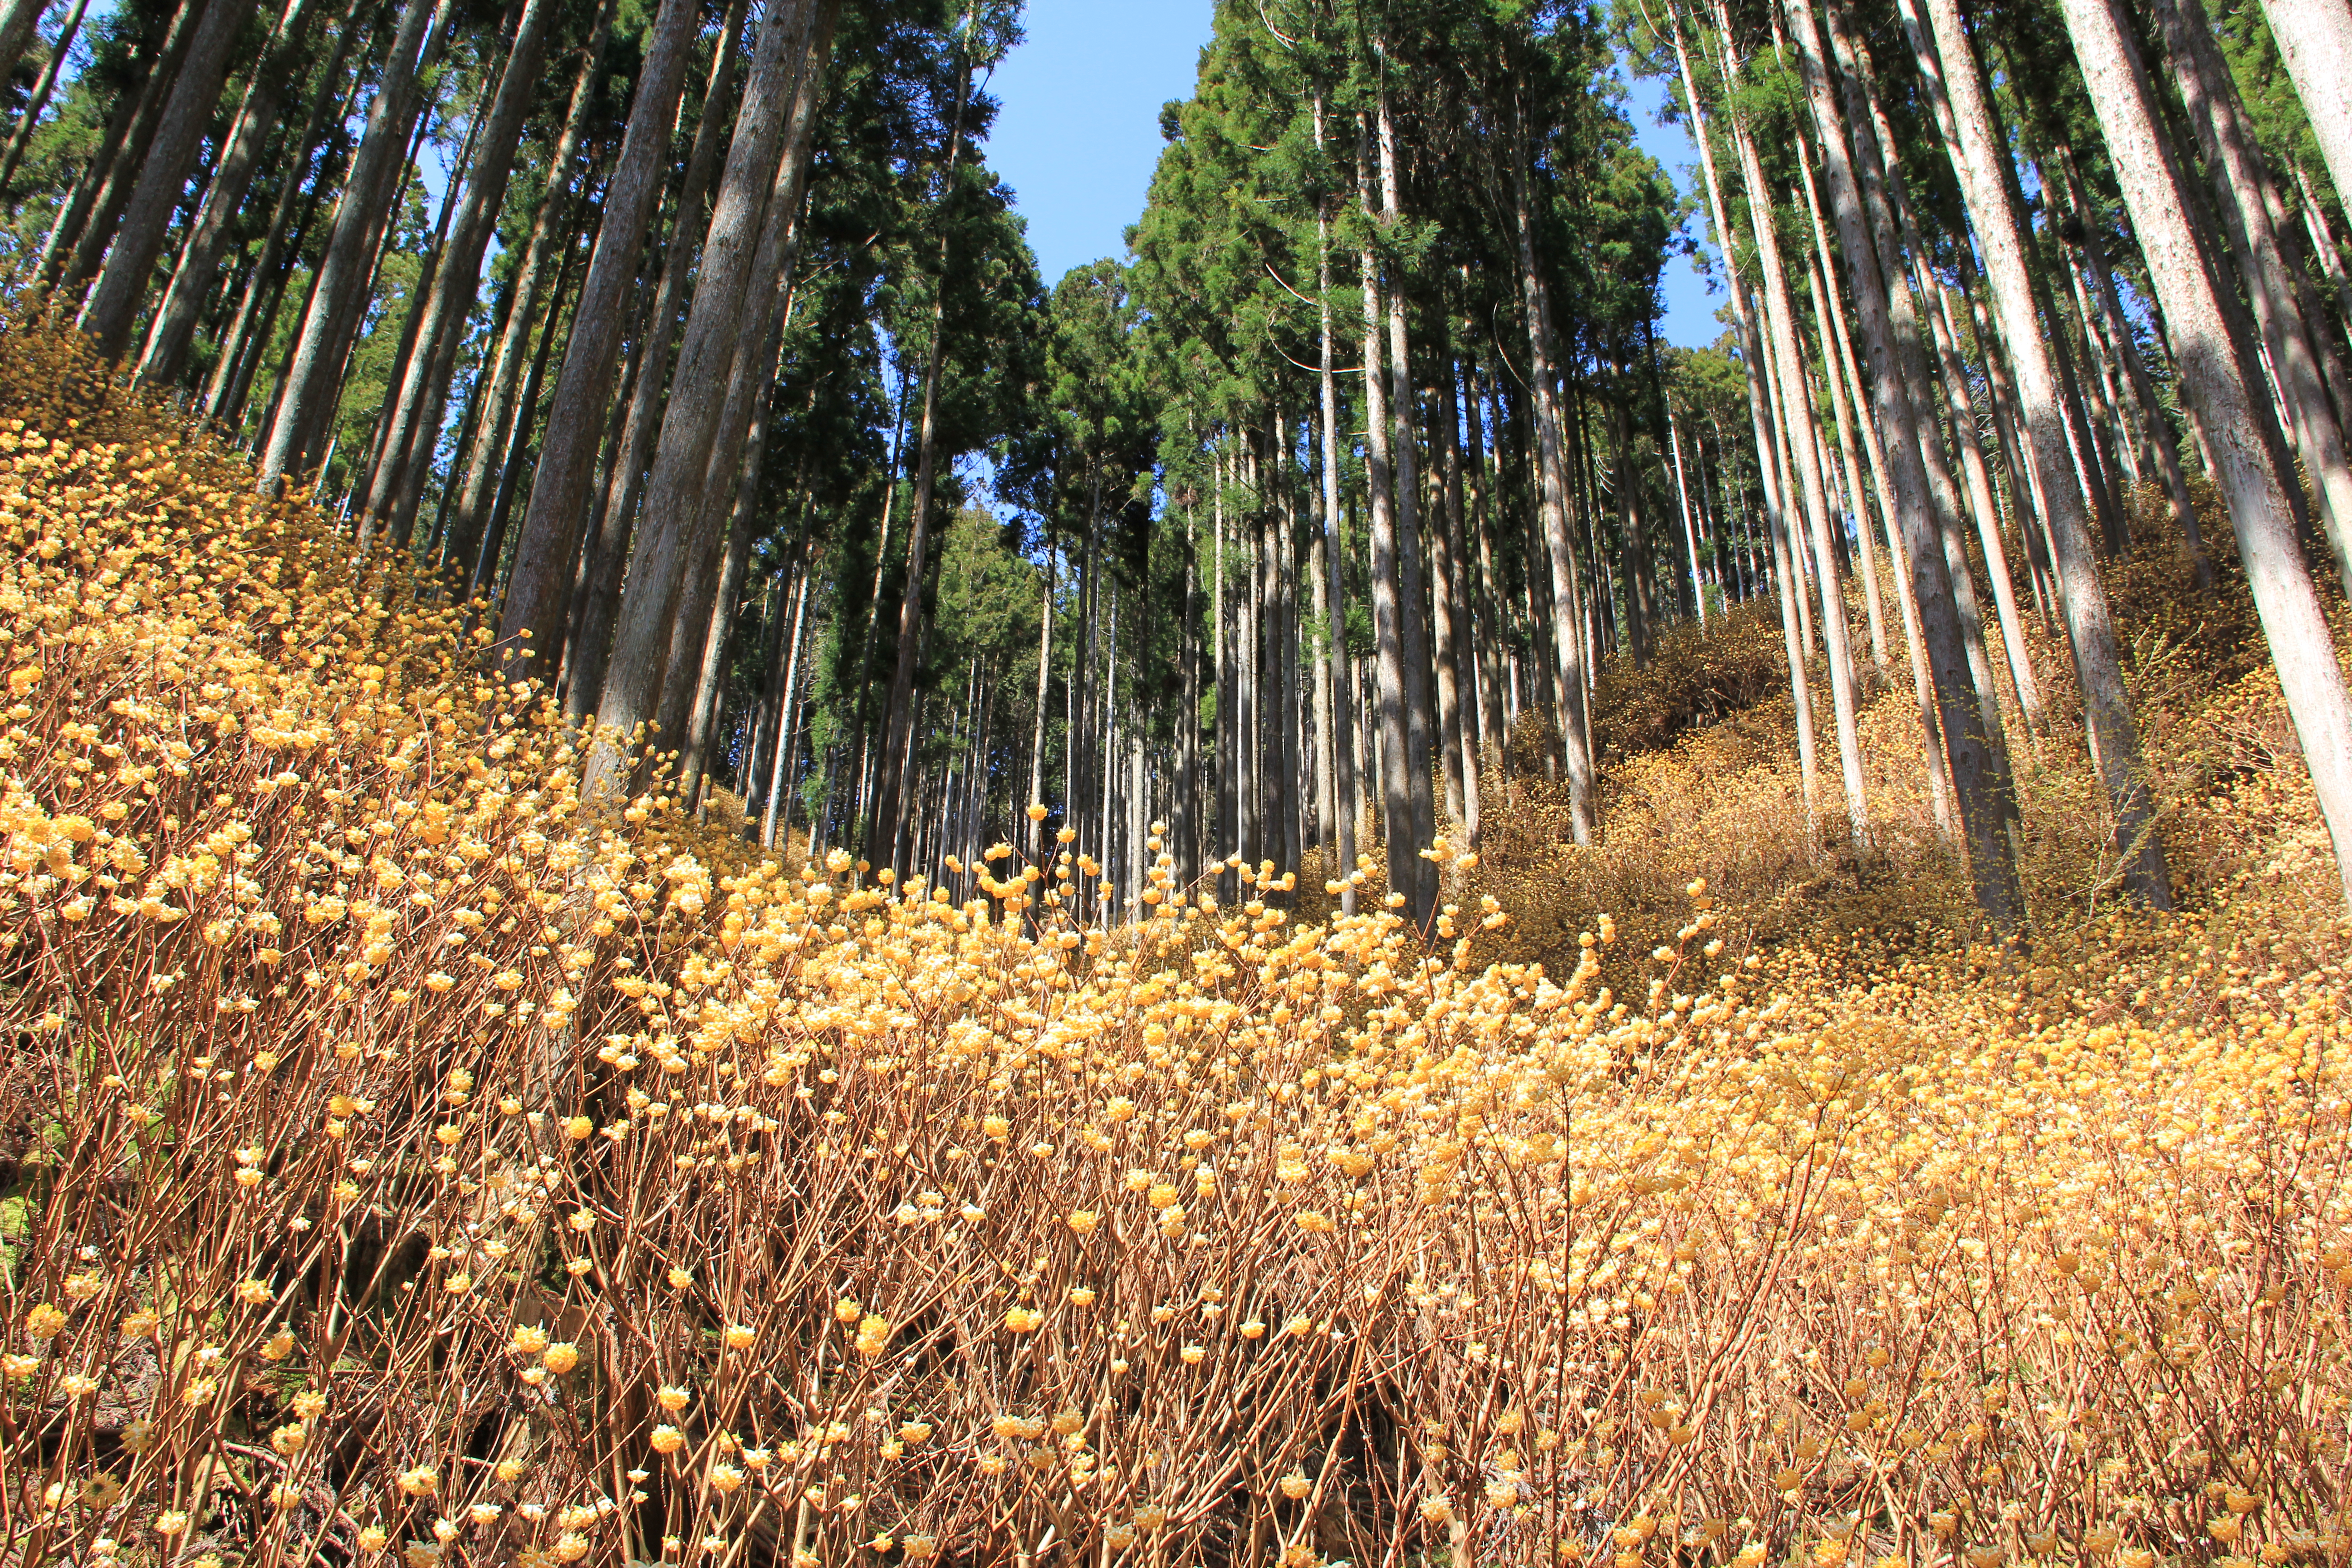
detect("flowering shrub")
[0,324,2345,1568]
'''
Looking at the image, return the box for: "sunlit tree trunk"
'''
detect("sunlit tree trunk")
[1510,94,1594,843]
[2065,0,2352,906]
[0,0,91,198]
[2257,0,2352,228]
[1673,0,1823,824]
[257,0,446,490]
[2153,0,2352,595]
[1788,0,2025,934]
[564,3,748,720]
[52,0,196,302]
[1375,84,1437,916]
[359,0,559,549]
[132,0,322,382]
[499,0,715,681]
[441,0,615,576]
[2050,145,2209,580]
[1902,0,2171,909]
[872,3,974,871]
[1735,89,1868,843]
[584,0,818,799]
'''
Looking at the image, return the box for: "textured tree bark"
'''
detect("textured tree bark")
[52,0,196,300]
[1790,0,2025,934]
[1467,363,1509,782]
[761,560,812,849]
[667,0,837,773]
[135,0,327,385]
[677,522,749,806]
[200,6,363,418]
[359,0,561,549]
[2298,163,2352,330]
[870,1,971,872]
[500,0,722,684]
[1675,0,1820,823]
[441,0,615,577]
[0,0,92,198]
[1822,233,1959,843]
[1375,85,1437,917]
[465,229,575,603]
[1739,97,1868,843]
[2258,0,2352,224]
[1904,0,2172,909]
[1510,96,1594,844]
[1431,369,1468,829]
[1310,111,1358,904]
[584,0,817,798]
[256,0,444,490]
[564,1,749,721]
[2067,0,2352,906]
[2052,144,2209,579]
[1851,65,2046,738]
[2155,0,2352,595]
[1177,496,1199,882]
[353,79,482,532]
[0,0,56,101]
[1792,179,1883,667]
[1028,537,1055,854]
[1363,145,1427,902]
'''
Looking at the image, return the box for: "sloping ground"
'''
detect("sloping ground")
[0,323,2346,1568]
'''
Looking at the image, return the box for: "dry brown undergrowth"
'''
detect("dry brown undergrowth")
[0,323,2346,1568]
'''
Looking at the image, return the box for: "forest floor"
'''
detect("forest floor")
[4,323,2351,1563]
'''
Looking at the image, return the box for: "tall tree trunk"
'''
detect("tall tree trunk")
[1028,535,1055,852]
[1849,63,2048,741]
[126,0,321,377]
[1359,125,1426,906]
[359,0,561,549]
[2053,145,2209,579]
[0,0,56,104]
[256,0,445,489]
[662,0,837,763]
[871,3,974,872]
[584,0,819,797]
[200,20,363,421]
[0,0,92,198]
[1375,85,1437,916]
[1737,88,1869,843]
[761,561,813,849]
[2298,162,2352,329]
[440,0,615,571]
[501,0,719,676]
[1674,0,1822,821]
[1903,0,2173,909]
[1788,0,2025,934]
[2065,0,2352,906]
[1509,94,1595,843]
[1823,240,1960,843]
[1667,402,1709,632]
[1795,157,1888,668]
[2257,0,2352,221]
[1431,366,1468,829]
[2155,0,2352,594]
[678,521,750,805]
[564,0,749,720]
[1178,497,1199,883]
[1311,109,1358,907]
[52,0,197,300]
[0,0,85,196]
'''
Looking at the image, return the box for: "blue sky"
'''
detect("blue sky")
[980,0,1726,349]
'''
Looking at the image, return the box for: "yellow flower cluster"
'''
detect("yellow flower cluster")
[0,324,2343,1568]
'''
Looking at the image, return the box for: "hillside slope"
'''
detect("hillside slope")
[0,326,2346,1567]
